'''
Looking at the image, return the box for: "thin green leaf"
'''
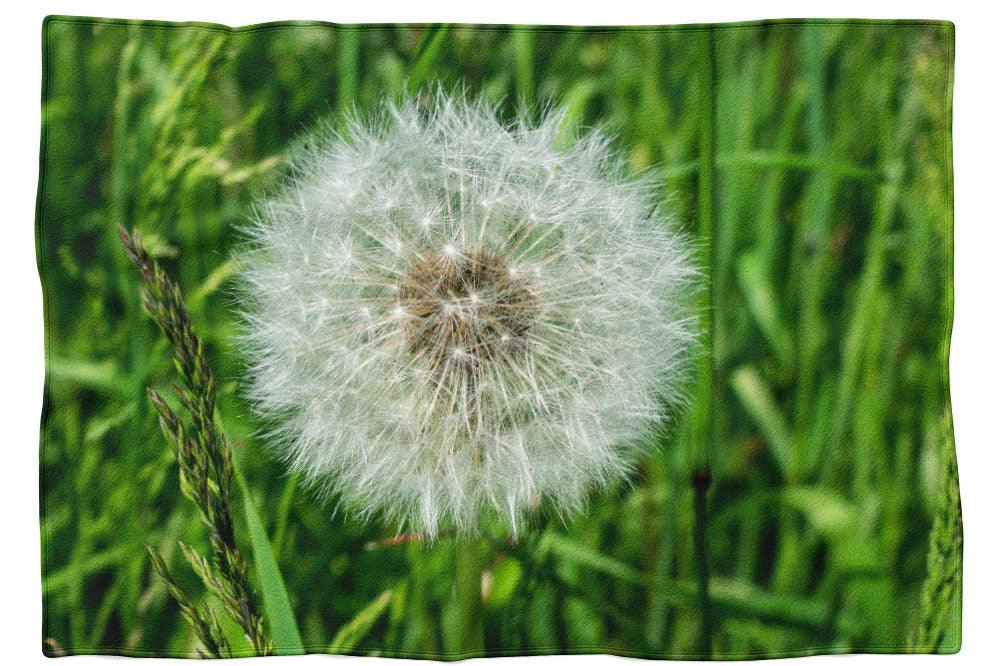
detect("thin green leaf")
[330,589,395,652]
[511,29,534,106]
[43,546,130,595]
[540,532,643,585]
[189,258,240,309]
[47,357,129,392]
[737,253,794,368]
[407,25,450,94]
[730,365,794,477]
[231,455,305,654]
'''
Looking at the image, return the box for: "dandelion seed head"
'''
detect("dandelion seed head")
[237,92,697,537]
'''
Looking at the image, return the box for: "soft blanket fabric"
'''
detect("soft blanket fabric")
[37,16,959,659]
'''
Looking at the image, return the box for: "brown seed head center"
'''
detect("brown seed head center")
[398,248,538,375]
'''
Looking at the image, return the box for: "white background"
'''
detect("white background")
[3,1,996,664]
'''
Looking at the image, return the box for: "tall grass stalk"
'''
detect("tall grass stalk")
[119,226,272,656]
[915,419,962,650]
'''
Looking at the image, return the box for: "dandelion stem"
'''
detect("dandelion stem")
[453,538,485,656]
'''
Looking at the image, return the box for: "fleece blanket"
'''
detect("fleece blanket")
[37,16,959,659]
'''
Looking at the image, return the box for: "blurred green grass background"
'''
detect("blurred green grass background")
[38,17,958,658]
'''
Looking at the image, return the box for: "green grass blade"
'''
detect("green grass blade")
[730,365,793,478]
[541,532,644,585]
[736,253,794,369]
[47,357,128,393]
[188,258,239,309]
[407,25,450,94]
[42,546,130,596]
[512,28,534,106]
[336,27,360,117]
[231,455,305,654]
[330,589,395,652]
[555,79,597,147]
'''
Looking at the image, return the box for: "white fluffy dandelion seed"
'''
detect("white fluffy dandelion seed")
[238,93,697,537]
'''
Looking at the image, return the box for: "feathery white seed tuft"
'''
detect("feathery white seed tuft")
[237,92,698,537]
